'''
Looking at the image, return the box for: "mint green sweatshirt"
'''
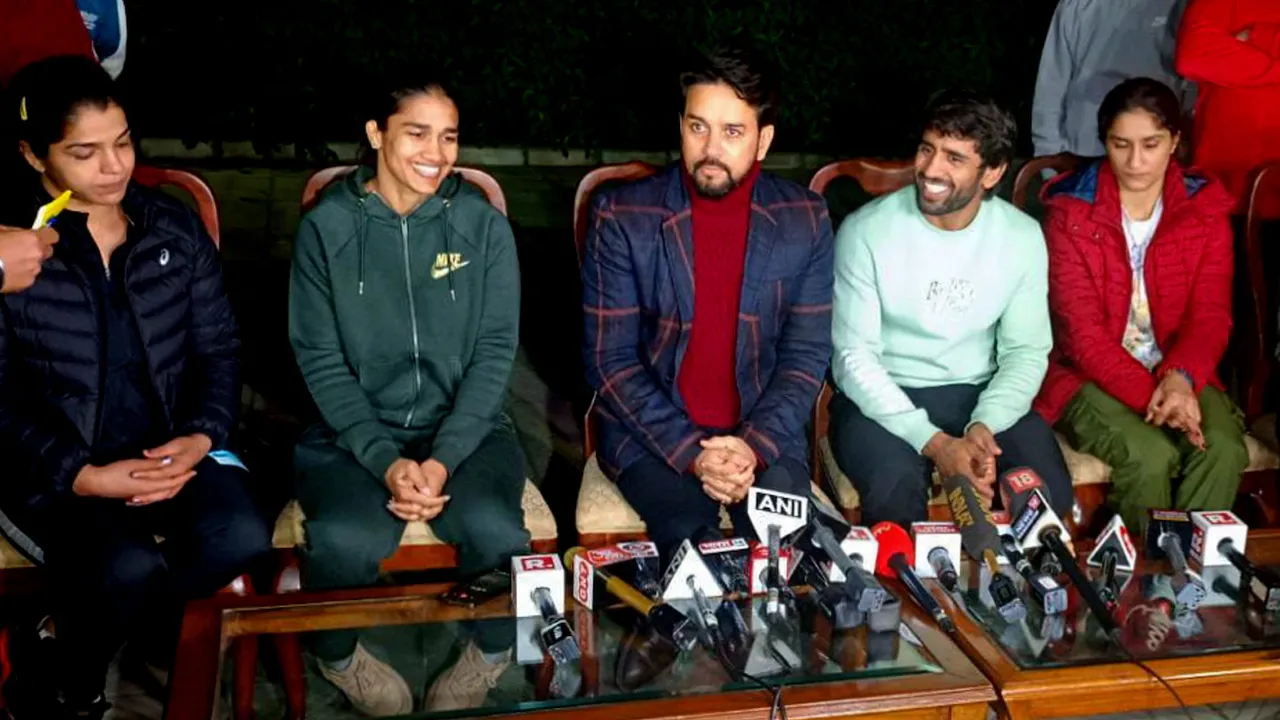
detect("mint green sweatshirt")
[831,186,1051,452]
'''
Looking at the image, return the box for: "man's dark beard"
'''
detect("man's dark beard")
[914,175,981,216]
[691,158,741,198]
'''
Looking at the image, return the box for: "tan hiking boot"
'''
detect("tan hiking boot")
[317,643,412,717]
[425,642,511,711]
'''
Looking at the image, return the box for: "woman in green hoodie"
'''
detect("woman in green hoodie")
[288,83,529,716]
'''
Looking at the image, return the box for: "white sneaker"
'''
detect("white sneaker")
[425,642,511,711]
[316,643,412,717]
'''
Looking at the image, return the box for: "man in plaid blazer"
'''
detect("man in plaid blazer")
[582,49,833,560]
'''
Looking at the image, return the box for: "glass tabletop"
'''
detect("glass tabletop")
[221,592,944,719]
[950,557,1280,671]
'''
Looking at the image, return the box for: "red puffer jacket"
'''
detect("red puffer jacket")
[1175,0,1280,211]
[1033,160,1237,425]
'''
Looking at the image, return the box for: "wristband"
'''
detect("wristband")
[1164,367,1193,387]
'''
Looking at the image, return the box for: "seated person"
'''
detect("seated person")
[581,48,833,560]
[829,90,1073,528]
[289,81,530,716]
[1036,77,1247,535]
[0,56,270,720]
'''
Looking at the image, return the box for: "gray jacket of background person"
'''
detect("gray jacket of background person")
[1032,0,1195,158]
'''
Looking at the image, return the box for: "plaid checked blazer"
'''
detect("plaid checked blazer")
[582,164,834,479]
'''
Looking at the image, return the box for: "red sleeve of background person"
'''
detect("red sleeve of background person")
[1175,0,1280,210]
[0,0,95,87]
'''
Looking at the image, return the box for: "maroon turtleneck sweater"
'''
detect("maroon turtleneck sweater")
[677,162,761,431]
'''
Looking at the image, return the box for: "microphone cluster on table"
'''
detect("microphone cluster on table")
[502,475,1280,700]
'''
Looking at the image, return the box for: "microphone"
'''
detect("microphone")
[745,487,808,602]
[1189,511,1280,611]
[1005,469,1118,636]
[807,515,886,613]
[1146,510,1207,611]
[532,586,581,664]
[911,521,962,588]
[1094,548,1122,612]
[1086,514,1138,574]
[512,554,581,665]
[1002,467,1069,577]
[870,522,955,634]
[928,547,959,592]
[943,476,1026,622]
[566,547,698,651]
[1001,534,1068,615]
[766,524,783,616]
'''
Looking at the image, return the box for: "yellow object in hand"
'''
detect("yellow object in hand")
[31,190,71,230]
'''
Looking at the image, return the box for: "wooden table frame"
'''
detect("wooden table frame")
[167,580,995,720]
[935,530,1280,720]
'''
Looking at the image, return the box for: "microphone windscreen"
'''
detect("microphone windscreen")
[870,522,913,578]
[999,467,1051,517]
[941,475,1001,562]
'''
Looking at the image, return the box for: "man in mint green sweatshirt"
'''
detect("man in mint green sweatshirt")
[829,91,1073,529]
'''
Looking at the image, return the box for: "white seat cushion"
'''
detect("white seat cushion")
[273,478,557,549]
[575,453,837,536]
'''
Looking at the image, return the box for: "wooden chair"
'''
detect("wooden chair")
[267,165,555,720]
[1237,162,1280,526]
[808,158,915,198]
[300,164,508,216]
[1010,153,1085,212]
[132,166,222,246]
[571,162,840,545]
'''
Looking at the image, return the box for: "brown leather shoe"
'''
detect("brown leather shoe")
[614,621,679,692]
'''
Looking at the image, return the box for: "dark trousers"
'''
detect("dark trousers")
[616,454,811,563]
[295,422,530,661]
[0,458,271,704]
[828,384,1074,529]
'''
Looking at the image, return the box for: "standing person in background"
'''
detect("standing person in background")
[0,0,95,87]
[1033,0,1193,159]
[76,0,127,80]
[1175,0,1280,210]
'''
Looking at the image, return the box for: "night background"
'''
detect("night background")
[103,0,1065,549]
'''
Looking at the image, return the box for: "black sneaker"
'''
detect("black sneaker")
[0,618,108,720]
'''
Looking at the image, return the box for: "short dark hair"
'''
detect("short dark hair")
[369,81,453,130]
[679,47,778,127]
[922,90,1017,169]
[6,55,122,159]
[1096,77,1182,144]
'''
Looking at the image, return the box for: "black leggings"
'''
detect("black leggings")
[0,457,271,703]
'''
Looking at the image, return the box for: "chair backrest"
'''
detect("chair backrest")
[132,166,220,248]
[1242,162,1280,421]
[299,165,508,216]
[574,162,661,459]
[806,159,912,489]
[572,162,660,268]
[1011,153,1086,212]
[808,158,914,197]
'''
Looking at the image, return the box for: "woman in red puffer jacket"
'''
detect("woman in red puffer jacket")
[1034,77,1248,535]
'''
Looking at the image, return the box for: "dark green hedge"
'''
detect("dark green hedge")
[123,0,1056,159]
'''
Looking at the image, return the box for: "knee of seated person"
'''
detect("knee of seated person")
[1112,433,1181,482]
[302,517,395,572]
[202,510,271,571]
[1200,425,1249,465]
[103,544,166,595]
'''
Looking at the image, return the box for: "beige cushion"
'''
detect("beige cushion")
[820,432,1110,511]
[273,478,557,549]
[0,539,32,569]
[575,454,837,536]
[821,428,1273,511]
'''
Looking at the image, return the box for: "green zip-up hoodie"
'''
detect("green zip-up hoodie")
[289,166,519,481]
